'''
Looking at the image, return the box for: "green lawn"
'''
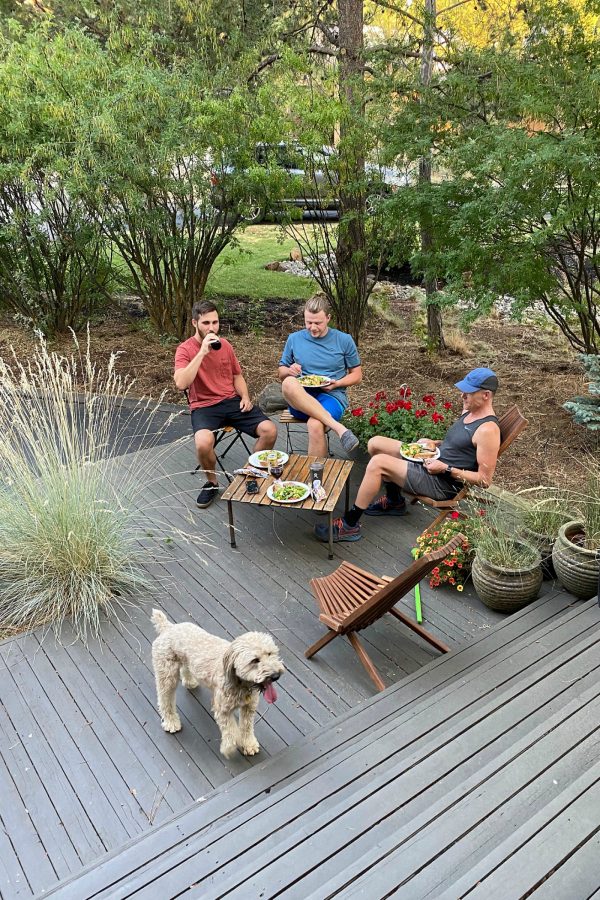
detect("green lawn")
[205,225,316,301]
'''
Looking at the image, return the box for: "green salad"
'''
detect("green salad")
[271,483,307,501]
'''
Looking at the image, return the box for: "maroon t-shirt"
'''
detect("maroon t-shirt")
[174,336,241,410]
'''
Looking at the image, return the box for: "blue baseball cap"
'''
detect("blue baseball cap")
[454,367,498,393]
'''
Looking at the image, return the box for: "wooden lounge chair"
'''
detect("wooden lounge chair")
[408,404,528,531]
[306,533,465,691]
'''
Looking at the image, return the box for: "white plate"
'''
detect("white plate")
[296,374,333,388]
[400,444,441,464]
[248,450,290,469]
[267,481,311,503]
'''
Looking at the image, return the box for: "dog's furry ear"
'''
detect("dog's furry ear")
[222,644,237,683]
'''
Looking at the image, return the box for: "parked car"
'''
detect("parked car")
[212,142,410,224]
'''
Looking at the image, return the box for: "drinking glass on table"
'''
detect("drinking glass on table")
[267,451,284,484]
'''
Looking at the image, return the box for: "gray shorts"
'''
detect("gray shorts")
[404,461,459,500]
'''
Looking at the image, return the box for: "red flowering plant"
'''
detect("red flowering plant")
[413,512,476,591]
[343,386,453,450]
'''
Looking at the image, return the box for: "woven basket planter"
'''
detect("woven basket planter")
[521,527,557,580]
[472,546,543,612]
[552,521,600,601]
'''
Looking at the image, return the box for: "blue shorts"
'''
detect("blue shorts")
[288,391,344,422]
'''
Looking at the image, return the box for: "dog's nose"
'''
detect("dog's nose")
[271,673,281,682]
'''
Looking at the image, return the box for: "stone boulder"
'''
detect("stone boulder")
[256,381,287,414]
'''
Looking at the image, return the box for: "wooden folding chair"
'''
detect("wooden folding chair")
[408,404,528,531]
[279,409,331,456]
[182,390,252,483]
[306,534,464,691]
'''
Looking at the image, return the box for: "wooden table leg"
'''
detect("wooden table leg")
[328,511,333,559]
[345,477,350,515]
[227,500,236,548]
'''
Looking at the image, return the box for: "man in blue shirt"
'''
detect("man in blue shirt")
[278,295,363,457]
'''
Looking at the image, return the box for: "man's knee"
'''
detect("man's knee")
[194,430,215,456]
[257,419,277,442]
[368,435,387,456]
[307,417,326,438]
[281,376,297,399]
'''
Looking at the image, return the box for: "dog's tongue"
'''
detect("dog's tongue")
[263,682,278,704]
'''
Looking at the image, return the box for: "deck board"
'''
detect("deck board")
[0,420,587,899]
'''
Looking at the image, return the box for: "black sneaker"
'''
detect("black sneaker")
[196,481,219,508]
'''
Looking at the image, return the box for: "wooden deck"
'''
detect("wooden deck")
[0,416,588,899]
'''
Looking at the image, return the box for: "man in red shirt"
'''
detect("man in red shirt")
[174,301,277,508]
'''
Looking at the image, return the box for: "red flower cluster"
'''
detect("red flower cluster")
[344,384,451,449]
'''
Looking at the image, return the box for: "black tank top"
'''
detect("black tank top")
[438,413,499,491]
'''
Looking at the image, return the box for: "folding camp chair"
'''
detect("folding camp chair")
[408,404,528,531]
[183,390,252,483]
[279,410,332,456]
[306,534,464,691]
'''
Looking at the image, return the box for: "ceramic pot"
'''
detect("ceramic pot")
[472,546,543,612]
[552,521,600,601]
[521,526,556,580]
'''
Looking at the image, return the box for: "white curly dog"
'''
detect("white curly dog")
[151,610,284,758]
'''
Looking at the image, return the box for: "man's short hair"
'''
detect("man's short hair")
[304,294,331,316]
[192,300,218,321]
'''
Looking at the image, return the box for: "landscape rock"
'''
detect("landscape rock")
[256,381,287,414]
[264,261,282,271]
[289,248,303,262]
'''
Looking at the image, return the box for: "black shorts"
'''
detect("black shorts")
[404,462,460,500]
[190,397,269,438]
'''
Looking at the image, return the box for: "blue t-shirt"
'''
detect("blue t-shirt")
[279,327,361,410]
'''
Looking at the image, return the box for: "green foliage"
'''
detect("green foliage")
[342,386,452,450]
[564,354,600,430]
[0,27,117,332]
[467,499,540,569]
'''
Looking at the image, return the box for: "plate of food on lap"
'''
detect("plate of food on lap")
[296,374,333,388]
[400,441,441,463]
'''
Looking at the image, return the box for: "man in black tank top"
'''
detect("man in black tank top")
[314,368,501,543]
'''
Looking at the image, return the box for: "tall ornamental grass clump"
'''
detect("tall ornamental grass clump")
[0,334,168,641]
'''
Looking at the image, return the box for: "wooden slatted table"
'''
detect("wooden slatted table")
[221,453,354,559]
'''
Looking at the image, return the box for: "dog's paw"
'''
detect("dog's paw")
[220,739,238,759]
[161,717,182,734]
[181,678,199,690]
[239,738,260,756]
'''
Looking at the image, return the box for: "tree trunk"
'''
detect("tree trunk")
[335,0,368,344]
[420,0,445,350]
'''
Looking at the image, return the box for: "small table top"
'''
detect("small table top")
[221,454,354,513]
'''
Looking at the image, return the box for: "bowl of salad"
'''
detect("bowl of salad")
[267,481,311,503]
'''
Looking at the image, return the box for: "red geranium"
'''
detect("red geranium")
[369,414,379,426]
[351,407,363,417]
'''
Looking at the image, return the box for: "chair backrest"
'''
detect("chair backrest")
[343,534,466,631]
[497,404,528,457]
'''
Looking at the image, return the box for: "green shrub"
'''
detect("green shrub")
[563,354,600,431]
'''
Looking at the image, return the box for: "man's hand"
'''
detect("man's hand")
[320,380,338,391]
[288,363,302,377]
[201,333,219,353]
[423,458,448,475]
[239,396,253,413]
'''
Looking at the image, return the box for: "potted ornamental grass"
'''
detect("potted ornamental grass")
[468,500,543,612]
[518,490,573,579]
[552,463,600,600]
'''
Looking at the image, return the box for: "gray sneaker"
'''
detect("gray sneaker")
[340,428,359,454]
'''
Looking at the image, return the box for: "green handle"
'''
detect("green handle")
[411,548,423,623]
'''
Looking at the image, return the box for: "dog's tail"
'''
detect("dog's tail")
[151,609,171,635]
